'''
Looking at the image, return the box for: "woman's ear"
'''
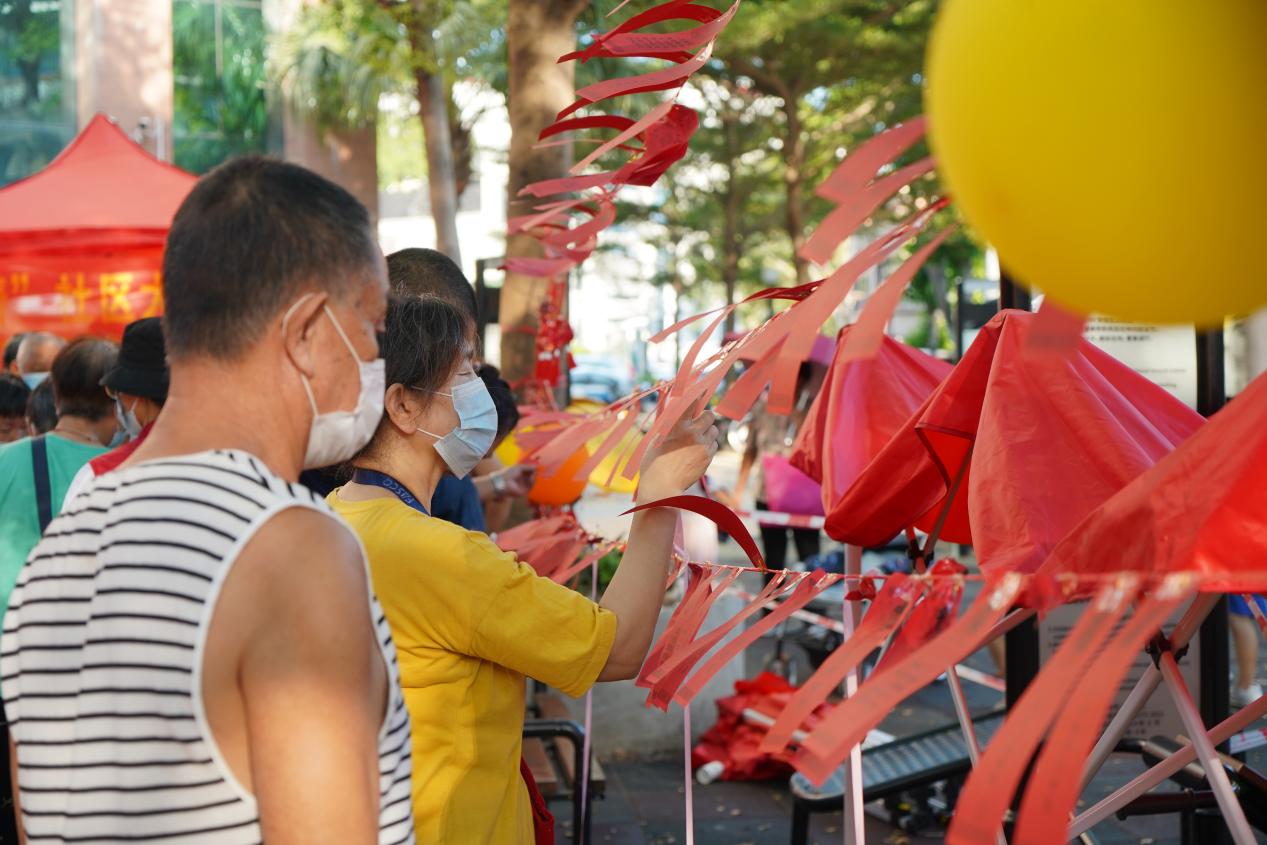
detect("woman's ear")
[383,383,421,436]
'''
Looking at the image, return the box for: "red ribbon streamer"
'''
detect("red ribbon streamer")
[793,575,1024,785]
[760,574,924,755]
[623,495,766,571]
[1011,577,1196,845]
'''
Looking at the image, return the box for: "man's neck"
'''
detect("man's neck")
[126,356,305,481]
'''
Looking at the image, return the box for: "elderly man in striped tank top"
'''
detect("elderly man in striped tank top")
[1,158,414,845]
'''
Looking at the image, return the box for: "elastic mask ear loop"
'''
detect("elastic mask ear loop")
[281,293,321,416]
[411,386,449,442]
[321,304,361,360]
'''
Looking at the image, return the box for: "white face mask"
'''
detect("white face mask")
[114,396,143,442]
[416,377,498,479]
[284,299,386,470]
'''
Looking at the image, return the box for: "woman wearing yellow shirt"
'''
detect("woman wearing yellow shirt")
[329,294,718,842]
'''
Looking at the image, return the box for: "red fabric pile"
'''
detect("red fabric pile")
[690,672,829,782]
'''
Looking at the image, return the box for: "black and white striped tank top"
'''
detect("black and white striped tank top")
[1,450,414,845]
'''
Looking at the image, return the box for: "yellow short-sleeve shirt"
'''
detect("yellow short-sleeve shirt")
[328,492,617,843]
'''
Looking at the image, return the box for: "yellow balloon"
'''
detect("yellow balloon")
[926,1,1267,326]
[495,403,640,495]
[567,400,639,493]
[494,433,522,467]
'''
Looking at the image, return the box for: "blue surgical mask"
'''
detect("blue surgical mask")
[114,396,144,442]
[22,372,47,389]
[416,377,498,479]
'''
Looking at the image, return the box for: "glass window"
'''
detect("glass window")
[0,0,75,186]
[172,0,273,173]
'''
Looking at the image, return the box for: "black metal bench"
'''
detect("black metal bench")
[788,710,1005,844]
[523,691,606,843]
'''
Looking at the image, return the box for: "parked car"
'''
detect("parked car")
[569,369,623,405]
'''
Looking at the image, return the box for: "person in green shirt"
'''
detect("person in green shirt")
[0,337,119,622]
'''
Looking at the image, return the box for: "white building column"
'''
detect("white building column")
[75,0,173,157]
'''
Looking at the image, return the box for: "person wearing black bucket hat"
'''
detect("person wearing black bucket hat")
[102,317,168,438]
[61,317,169,506]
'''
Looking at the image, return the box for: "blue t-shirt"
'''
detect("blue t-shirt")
[430,474,485,532]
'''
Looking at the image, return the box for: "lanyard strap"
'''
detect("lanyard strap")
[351,468,429,516]
[31,435,52,532]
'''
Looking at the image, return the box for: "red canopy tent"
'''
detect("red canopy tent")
[0,114,196,340]
[789,326,951,515]
[824,308,1204,574]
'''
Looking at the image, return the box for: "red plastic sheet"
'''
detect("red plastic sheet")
[1034,368,1267,594]
[825,310,1205,573]
[521,113,951,481]
[690,672,825,783]
[791,328,950,513]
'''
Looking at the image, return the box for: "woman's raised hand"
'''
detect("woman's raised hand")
[635,410,720,505]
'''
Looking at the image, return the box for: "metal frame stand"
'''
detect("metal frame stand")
[1157,648,1254,845]
[1069,691,1267,837]
[841,544,865,845]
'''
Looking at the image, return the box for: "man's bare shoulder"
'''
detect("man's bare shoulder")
[226,507,373,640]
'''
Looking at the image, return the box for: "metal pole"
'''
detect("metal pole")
[955,279,965,360]
[1196,327,1230,845]
[998,267,1040,714]
[840,545,865,845]
[1159,652,1255,845]
[999,268,1031,312]
[1080,593,1220,791]
[1069,691,1267,838]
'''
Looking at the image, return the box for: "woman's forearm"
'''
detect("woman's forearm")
[595,506,678,681]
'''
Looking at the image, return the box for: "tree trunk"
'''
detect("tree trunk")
[783,99,810,285]
[415,68,462,264]
[672,272,686,368]
[501,0,586,389]
[447,83,473,199]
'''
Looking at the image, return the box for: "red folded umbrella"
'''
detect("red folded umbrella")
[824,309,1204,575]
[790,326,951,514]
[1035,367,1267,594]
